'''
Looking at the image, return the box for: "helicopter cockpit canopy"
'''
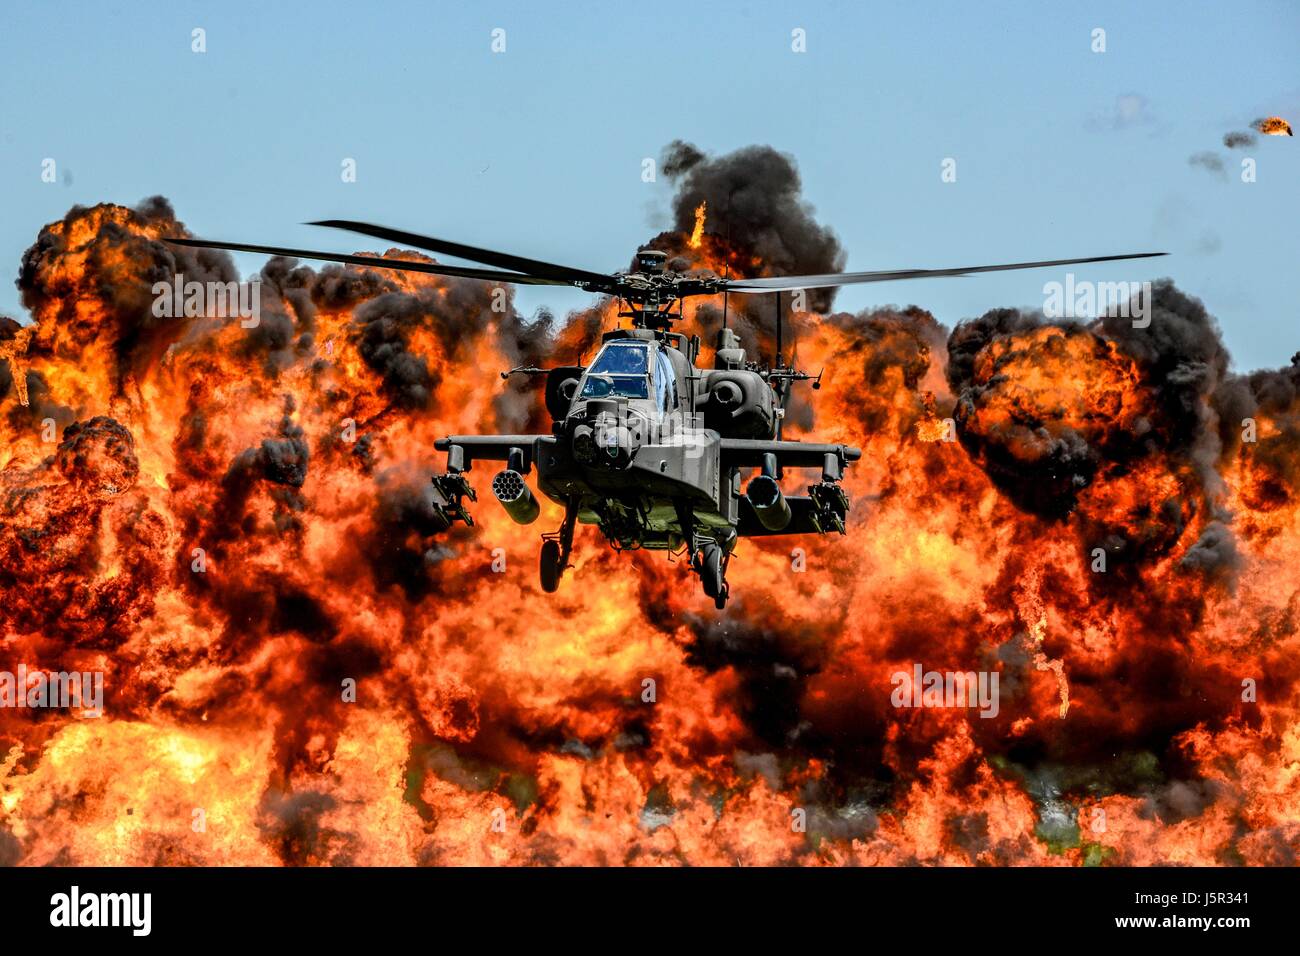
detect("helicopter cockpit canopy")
[579,340,651,399]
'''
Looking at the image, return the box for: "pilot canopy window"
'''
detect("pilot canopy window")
[580,342,651,399]
[654,348,675,417]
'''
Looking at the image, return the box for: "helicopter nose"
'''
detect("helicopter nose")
[572,403,642,469]
[573,421,637,468]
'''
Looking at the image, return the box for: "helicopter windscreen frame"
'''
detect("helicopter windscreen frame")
[579,341,651,400]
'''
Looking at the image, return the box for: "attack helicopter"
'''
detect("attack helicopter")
[169,220,1163,607]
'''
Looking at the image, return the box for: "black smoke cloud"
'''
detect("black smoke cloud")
[1179,520,1242,589]
[0,316,23,404]
[1213,351,1300,511]
[1188,151,1227,178]
[1096,280,1231,476]
[1189,123,1263,177]
[647,140,846,359]
[55,415,140,496]
[17,196,240,390]
[341,262,554,427]
[658,140,844,290]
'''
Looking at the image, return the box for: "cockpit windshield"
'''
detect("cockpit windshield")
[589,342,648,375]
[580,342,651,399]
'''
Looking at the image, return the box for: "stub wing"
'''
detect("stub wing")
[429,435,556,528]
[719,438,861,471]
[722,438,861,538]
[735,492,847,536]
[433,435,556,471]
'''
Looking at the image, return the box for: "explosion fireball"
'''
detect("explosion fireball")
[1,143,1298,867]
[1254,116,1293,137]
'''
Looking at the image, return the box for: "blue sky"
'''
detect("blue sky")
[1,0,1297,370]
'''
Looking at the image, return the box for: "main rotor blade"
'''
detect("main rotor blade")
[164,237,572,286]
[309,219,613,285]
[721,252,1168,292]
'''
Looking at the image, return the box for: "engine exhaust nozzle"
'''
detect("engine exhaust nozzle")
[491,469,540,525]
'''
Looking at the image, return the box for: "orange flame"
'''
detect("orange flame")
[0,326,34,407]
[688,201,707,250]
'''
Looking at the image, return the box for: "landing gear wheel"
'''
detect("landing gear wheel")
[699,543,723,599]
[540,539,562,593]
[540,497,578,594]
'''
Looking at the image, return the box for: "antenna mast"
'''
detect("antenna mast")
[775,289,784,367]
[775,290,784,440]
[721,211,732,332]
